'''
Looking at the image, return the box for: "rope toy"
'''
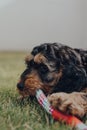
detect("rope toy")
[36,89,87,130]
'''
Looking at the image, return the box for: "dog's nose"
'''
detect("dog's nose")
[17,82,24,91]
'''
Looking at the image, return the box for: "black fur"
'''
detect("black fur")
[17,43,87,94]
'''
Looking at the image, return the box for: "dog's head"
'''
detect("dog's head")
[17,43,63,97]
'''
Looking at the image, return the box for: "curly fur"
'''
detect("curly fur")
[17,43,87,117]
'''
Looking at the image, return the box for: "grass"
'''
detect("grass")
[0,51,86,130]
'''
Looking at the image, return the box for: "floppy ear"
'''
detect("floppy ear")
[25,54,33,64]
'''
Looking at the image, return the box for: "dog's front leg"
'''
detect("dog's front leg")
[47,92,87,118]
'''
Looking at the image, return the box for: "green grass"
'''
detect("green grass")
[0,51,86,130]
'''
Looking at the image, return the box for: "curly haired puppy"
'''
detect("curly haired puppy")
[17,43,87,118]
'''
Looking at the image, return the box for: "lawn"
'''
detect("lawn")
[0,51,86,130]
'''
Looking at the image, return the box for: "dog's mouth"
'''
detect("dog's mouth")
[17,76,55,97]
[17,76,43,96]
[17,69,63,97]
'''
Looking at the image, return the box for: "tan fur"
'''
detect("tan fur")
[24,71,43,95]
[48,92,87,117]
[25,54,34,63]
[34,53,47,63]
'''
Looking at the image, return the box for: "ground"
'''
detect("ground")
[0,51,86,130]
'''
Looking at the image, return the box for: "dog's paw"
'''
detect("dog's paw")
[47,92,87,117]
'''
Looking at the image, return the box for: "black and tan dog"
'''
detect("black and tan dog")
[17,43,87,118]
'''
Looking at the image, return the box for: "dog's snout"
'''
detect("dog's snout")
[17,82,24,91]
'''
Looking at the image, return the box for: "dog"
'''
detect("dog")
[17,43,87,118]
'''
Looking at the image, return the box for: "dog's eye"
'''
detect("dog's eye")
[39,65,49,73]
